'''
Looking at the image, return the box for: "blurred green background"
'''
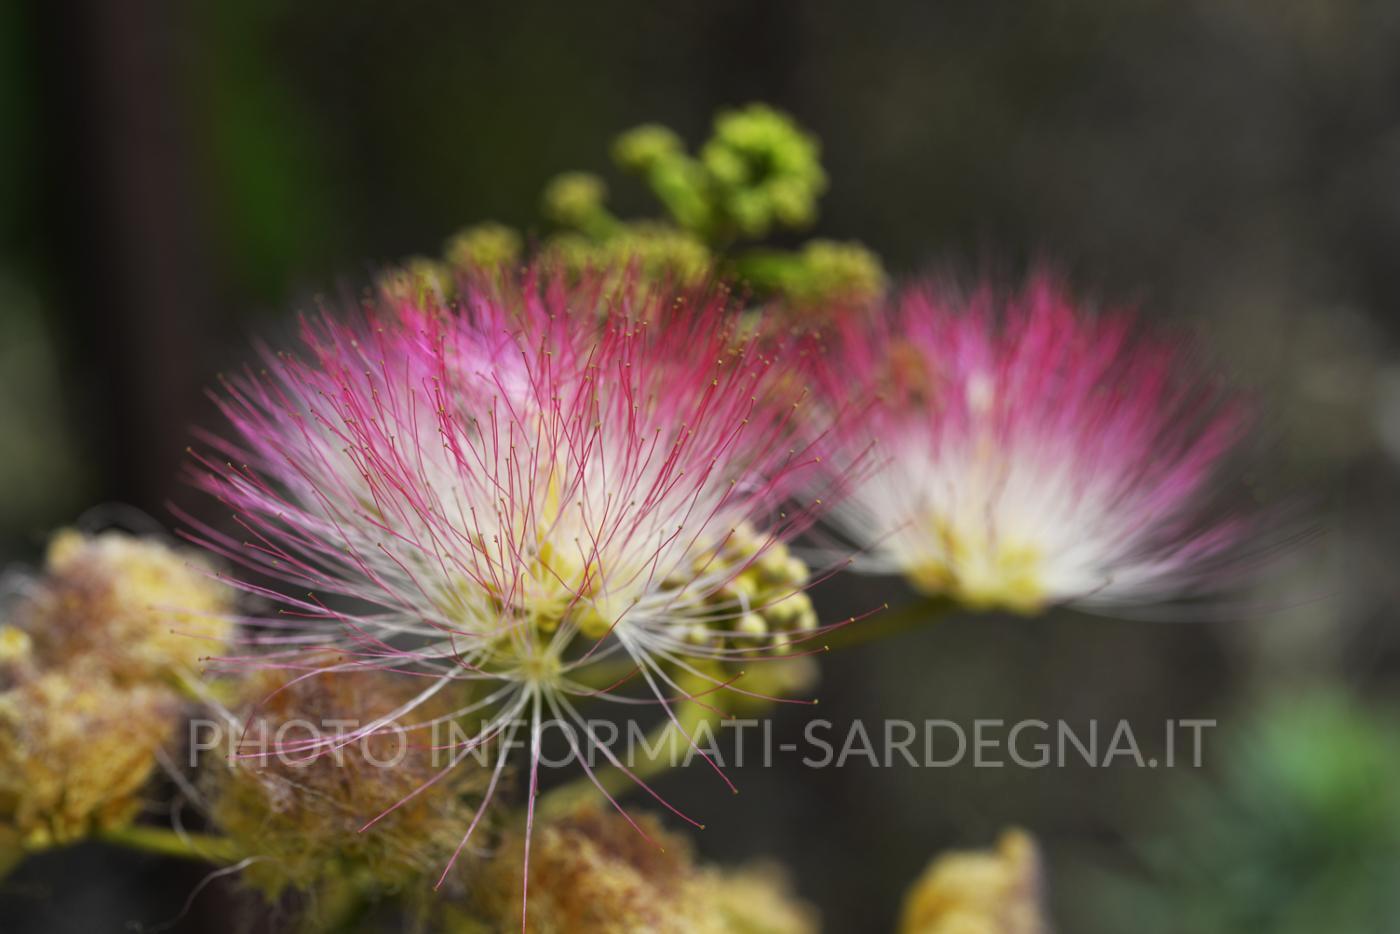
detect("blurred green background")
[4,2,1400,932]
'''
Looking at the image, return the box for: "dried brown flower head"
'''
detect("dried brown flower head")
[475,804,817,934]
[206,664,485,898]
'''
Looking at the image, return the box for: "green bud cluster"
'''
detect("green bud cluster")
[541,223,711,287]
[540,172,616,238]
[699,104,827,239]
[380,103,886,310]
[444,222,523,272]
[734,239,888,308]
[611,104,828,245]
[680,525,819,654]
[377,256,452,304]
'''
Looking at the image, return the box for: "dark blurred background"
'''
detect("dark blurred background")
[5,2,1400,932]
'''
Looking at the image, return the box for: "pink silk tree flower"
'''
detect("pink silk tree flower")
[810,273,1250,614]
[183,271,853,902]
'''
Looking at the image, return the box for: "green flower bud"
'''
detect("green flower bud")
[700,104,827,240]
[721,571,761,604]
[685,623,714,646]
[765,591,815,629]
[538,232,596,277]
[541,224,711,290]
[736,612,768,638]
[612,124,684,172]
[541,172,617,238]
[788,239,888,306]
[444,222,522,272]
[379,257,452,304]
[646,157,714,234]
[609,223,711,283]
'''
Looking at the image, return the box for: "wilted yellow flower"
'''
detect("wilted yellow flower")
[474,804,817,934]
[0,666,175,847]
[0,529,232,855]
[0,626,33,672]
[206,664,485,898]
[476,804,699,933]
[899,829,1048,934]
[14,529,231,682]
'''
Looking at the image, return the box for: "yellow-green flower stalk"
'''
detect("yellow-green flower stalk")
[407,104,886,308]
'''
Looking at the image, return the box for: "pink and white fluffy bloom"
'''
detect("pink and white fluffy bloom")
[184,272,852,898]
[811,274,1249,613]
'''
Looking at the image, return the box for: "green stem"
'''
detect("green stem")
[565,656,644,694]
[823,595,952,651]
[0,844,21,881]
[727,248,804,292]
[539,696,718,819]
[96,825,243,864]
[537,597,948,817]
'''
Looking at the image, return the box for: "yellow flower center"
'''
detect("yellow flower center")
[907,520,1047,614]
